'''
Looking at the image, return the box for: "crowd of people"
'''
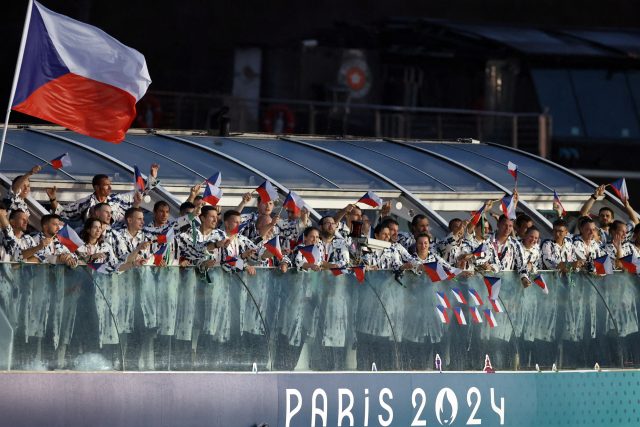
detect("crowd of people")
[1,165,640,282]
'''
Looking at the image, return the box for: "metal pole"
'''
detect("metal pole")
[511,115,518,149]
[0,0,33,165]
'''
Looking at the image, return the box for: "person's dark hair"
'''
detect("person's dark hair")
[194,195,203,202]
[94,202,110,212]
[525,225,539,235]
[180,201,195,214]
[41,214,61,228]
[578,216,594,230]
[380,217,399,228]
[410,214,428,231]
[92,174,109,187]
[552,219,568,229]
[634,223,640,235]
[319,215,334,227]
[79,218,103,243]
[598,207,615,218]
[373,223,389,237]
[610,220,626,233]
[515,214,532,229]
[124,207,144,220]
[448,218,462,232]
[200,205,218,218]
[415,232,430,243]
[153,200,170,212]
[303,226,320,237]
[497,214,512,225]
[11,175,24,187]
[223,209,241,222]
[9,209,27,221]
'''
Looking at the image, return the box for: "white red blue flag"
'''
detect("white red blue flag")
[451,288,467,305]
[533,274,549,294]
[594,255,613,275]
[490,298,504,313]
[472,243,486,257]
[256,180,278,203]
[454,307,467,325]
[228,220,250,236]
[87,261,110,274]
[11,1,151,142]
[299,244,321,264]
[423,261,451,282]
[56,223,83,252]
[470,306,483,324]
[553,191,567,217]
[357,191,383,208]
[134,165,145,192]
[483,276,502,300]
[435,305,450,324]
[610,178,629,203]
[50,152,71,169]
[223,256,244,270]
[352,265,366,283]
[330,267,349,276]
[500,194,516,219]
[620,255,639,274]
[264,236,283,261]
[468,288,483,306]
[206,172,222,187]
[156,226,174,245]
[484,309,498,328]
[203,181,223,206]
[507,161,518,180]
[283,191,304,216]
[469,203,486,227]
[435,291,451,309]
[153,244,167,266]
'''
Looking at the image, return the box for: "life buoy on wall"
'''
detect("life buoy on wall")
[262,104,295,134]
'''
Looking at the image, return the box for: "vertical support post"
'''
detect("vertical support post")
[511,115,518,149]
[538,113,551,158]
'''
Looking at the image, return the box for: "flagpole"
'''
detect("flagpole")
[0,0,34,165]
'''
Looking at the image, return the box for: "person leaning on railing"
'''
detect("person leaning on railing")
[363,223,415,272]
[572,216,606,273]
[24,214,77,267]
[579,184,639,243]
[541,219,575,273]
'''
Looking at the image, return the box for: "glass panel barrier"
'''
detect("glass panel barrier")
[1,264,639,372]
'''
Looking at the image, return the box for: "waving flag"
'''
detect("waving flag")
[470,306,483,324]
[468,288,483,306]
[56,223,83,252]
[610,178,629,203]
[299,244,321,264]
[620,255,639,274]
[469,204,486,227]
[87,261,110,274]
[483,309,498,328]
[533,274,549,294]
[436,291,451,309]
[330,267,349,276]
[435,305,450,324]
[352,265,366,283]
[153,244,167,266]
[156,227,174,245]
[133,165,146,192]
[283,191,304,216]
[483,276,502,300]
[357,191,383,208]
[507,161,518,180]
[472,243,486,257]
[223,256,244,270]
[50,152,71,169]
[256,180,278,203]
[228,220,250,236]
[290,233,304,250]
[490,299,504,313]
[207,172,222,187]
[454,307,467,325]
[444,265,463,279]
[451,288,467,305]
[203,181,223,206]
[264,236,283,261]
[553,191,567,217]
[423,261,451,282]
[10,1,151,143]
[594,255,613,275]
[500,194,516,219]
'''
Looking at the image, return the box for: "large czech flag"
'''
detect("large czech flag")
[11,1,151,143]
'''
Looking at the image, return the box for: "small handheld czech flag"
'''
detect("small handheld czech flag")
[283,191,304,216]
[620,255,639,274]
[256,180,279,203]
[610,178,629,203]
[153,244,168,266]
[533,274,549,294]
[56,224,84,252]
[299,244,321,264]
[454,307,467,325]
[435,305,450,324]
[330,267,349,276]
[423,261,451,282]
[500,194,516,219]
[553,191,567,217]
[133,165,146,192]
[352,265,366,283]
[483,276,502,300]
[50,153,72,169]
[594,255,613,275]
[472,243,486,257]
[207,172,222,187]
[156,227,175,245]
[468,288,484,306]
[507,161,518,180]
[264,236,284,261]
[357,191,383,208]
[469,203,486,227]
[203,181,223,206]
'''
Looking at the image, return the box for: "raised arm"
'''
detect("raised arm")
[580,184,606,217]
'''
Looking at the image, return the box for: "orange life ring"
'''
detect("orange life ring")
[262,104,295,134]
